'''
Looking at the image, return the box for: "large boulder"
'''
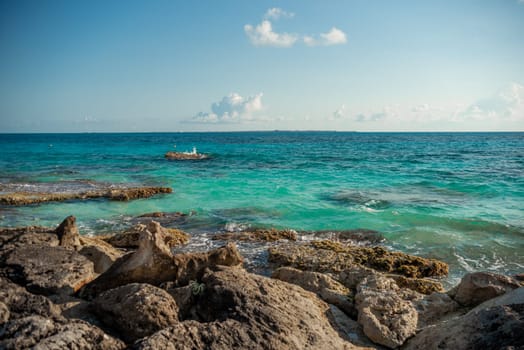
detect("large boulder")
[3,244,95,296]
[79,222,242,298]
[134,266,362,349]
[355,274,418,348]
[0,315,125,349]
[103,221,189,249]
[269,240,448,278]
[92,283,180,343]
[449,271,521,307]
[404,302,524,349]
[272,266,356,317]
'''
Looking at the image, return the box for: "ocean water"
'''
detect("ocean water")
[1,132,523,284]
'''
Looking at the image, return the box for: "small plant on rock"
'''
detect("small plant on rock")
[189,280,206,296]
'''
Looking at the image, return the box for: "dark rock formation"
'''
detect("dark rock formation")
[92,283,180,343]
[269,240,448,279]
[212,228,297,242]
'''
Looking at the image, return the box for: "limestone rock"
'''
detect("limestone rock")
[3,244,95,296]
[450,271,521,307]
[103,221,189,249]
[272,266,356,317]
[355,274,418,348]
[0,302,10,324]
[213,228,297,242]
[79,236,123,273]
[80,223,242,298]
[93,283,179,343]
[55,215,81,250]
[411,292,460,329]
[328,305,385,349]
[388,274,444,295]
[269,240,448,278]
[0,278,61,319]
[160,283,194,319]
[134,266,360,349]
[0,315,125,349]
[404,304,524,349]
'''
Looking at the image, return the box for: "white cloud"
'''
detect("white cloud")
[265,8,294,20]
[304,27,347,46]
[191,93,266,124]
[244,20,298,47]
[332,104,347,120]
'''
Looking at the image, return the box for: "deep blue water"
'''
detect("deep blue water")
[1,131,523,283]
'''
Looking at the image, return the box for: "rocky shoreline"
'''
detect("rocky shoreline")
[1,215,522,349]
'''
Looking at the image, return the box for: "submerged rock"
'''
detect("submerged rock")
[134,266,361,350]
[269,240,448,279]
[449,271,521,307]
[0,186,172,206]
[212,228,297,242]
[164,151,209,160]
[92,283,180,343]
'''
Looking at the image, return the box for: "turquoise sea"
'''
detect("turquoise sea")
[1,132,523,285]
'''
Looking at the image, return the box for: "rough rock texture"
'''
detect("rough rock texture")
[134,266,361,350]
[3,244,95,296]
[0,277,61,319]
[103,221,189,249]
[269,240,448,278]
[213,228,297,242]
[329,305,385,349]
[272,266,356,317]
[92,283,180,343]
[449,271,521,307]
[388,274,444,295]
[160,283,194,319]
[79,236,123,274]
[55,215,81,249]
[404,304,524,349]
[0,315,125,350]
[0,301,9,324]
[80,222,242,298]
[0,186,172,205]
[411,292,460,329]
[355,274,418,349]
[304,229,385,245]
[164,151,209,160]
[472,286,524,311]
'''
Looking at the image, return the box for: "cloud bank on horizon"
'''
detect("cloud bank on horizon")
[244,7,347,48]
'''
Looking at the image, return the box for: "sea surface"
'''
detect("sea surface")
[1,132,523,285]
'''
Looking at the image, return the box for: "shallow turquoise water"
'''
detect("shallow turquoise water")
[1,132,523,283]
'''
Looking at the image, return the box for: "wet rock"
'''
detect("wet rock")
[92,283,179,343]
[103,221,189,249]
[134,266,359,350]
[55,215,81,249]
[80,222,242,298]
[355,274,417,348]
[132,211,189,227]
[164,151,209,160]
[0,277,61,319]
[269,240,448,279]
[404,303,524,349]
[213,228,297,242]
[3,244,95,296]
[0,186,172,205]
[0,315,125,349]
[306,229,385,245]
[272,266,356,317]
[449,271,521,307]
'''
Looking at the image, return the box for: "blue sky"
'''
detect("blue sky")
[1,0,523,132]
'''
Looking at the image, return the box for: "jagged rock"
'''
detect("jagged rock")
[79,236,124,274]
[410,292,460,329]
[160,283,194,319]
[355,274,418,348]
[388,274,444,295]
[0,315,125,349]
[103,221,189,249]
[449,271,521,307]
[80,223,242,298]
[55,215,81,249]
[0,186,172,205]
[92,283,180,343]
[134,266,361,350]
[272,266,356,317]
[0,302,10,324]
[0,278,61,319]
[328,305,385,349]
[404,304,524,349]
[3,244,95,296]
[269,240,448,278]
[213,228,297,242]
